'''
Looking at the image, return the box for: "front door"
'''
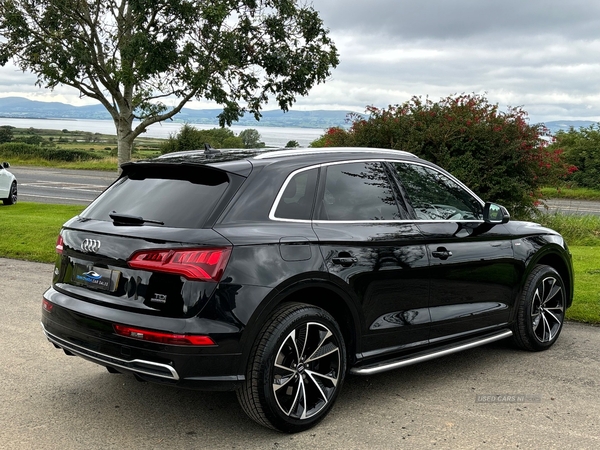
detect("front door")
[388,161,519,343]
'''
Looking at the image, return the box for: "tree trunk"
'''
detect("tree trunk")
[115,113,135,174]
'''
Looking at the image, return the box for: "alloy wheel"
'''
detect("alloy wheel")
[272,322,341,420]
[530,276,565,343]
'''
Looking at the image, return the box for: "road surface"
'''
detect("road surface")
[11,166,116,205]
[540,198,600,216]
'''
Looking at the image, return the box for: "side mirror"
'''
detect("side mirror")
[483,202,510,224]
[2,162,9,169]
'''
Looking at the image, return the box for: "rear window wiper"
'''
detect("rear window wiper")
[109,212,164,226]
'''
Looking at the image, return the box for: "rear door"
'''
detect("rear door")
[311,161,430,358]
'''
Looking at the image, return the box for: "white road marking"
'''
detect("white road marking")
[19,193,93,202]
[20,181,105,193]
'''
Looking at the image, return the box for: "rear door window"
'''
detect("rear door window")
[81,165,231,228]
[316,162,402,221]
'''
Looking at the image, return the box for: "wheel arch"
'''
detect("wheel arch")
[524,245,573,309]
[236,280,362,375]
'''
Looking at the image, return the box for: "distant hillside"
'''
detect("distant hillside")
[2,97,596,133]
[0,96,352,129]
[543,120,598,134]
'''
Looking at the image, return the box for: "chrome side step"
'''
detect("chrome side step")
[350,329,513,376]
[41,323,180,381]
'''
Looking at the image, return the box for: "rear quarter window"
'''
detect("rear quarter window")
[273,168,319,220]
[81,165,231,228]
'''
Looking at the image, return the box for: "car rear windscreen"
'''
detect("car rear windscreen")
[80,165,230,228]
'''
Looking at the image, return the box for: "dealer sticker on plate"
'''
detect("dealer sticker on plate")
[73,265,120,292]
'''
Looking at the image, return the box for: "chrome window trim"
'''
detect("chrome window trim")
[269,159,485,223]
[312,219,485,225]
[268,218,486,225]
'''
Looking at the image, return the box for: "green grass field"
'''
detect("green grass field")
[568,246,600,323]
[0,202,84,261]
[1,202,598,324]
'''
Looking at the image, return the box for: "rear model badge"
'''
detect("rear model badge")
[81,239,101,253]
[150,293,168,304]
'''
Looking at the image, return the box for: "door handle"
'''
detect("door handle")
[332,256,358,266]
[431,248,453,260]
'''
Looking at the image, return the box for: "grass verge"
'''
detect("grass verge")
[0,156,120,171]
[541,186,600,200]
[0,203,599,324]
[0,202,84,261]
[568,246,600,324]
[534,213,600,246]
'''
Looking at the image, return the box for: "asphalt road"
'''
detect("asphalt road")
[540,198,600,216]
[10,166,117,205]
[1,257,599,449]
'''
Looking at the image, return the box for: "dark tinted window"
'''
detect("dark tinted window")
[391,163,483,220]
[317,162,401,221]
[81,165,230,228]
[274,168,318,220]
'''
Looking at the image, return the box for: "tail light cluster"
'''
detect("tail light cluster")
[42,298,54,313]
[127,247,232,282]
[54,231,231,283]
[55,235,64,254]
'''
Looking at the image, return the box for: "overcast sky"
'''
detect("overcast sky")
[1,0,600,123]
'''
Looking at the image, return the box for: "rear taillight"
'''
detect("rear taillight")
[113,324,216,346]
[55,235,64,254]
[42,298,53,313]
[127,247,231,282]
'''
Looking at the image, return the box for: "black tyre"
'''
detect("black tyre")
[237,302,346,433]
[3,182,17,205]
[513,265,566,351]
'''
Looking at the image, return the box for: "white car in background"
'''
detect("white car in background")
[0,162,17,205]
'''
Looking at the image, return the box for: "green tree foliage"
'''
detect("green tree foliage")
[549,124,598,189]
[0,1,338,169]
[0,126,14,143]
[309,127,353,148]
[23,135,44,145]
[285,139,300,148]
[160,124,243,154]
[310,94,573,217]
[238,129,264,148]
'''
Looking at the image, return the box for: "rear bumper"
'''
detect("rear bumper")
[42,323,181,380]
[42,287,245,391]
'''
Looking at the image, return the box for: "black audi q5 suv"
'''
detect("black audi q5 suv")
[42,147,573,432]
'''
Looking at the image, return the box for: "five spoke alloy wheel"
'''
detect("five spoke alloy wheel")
[238,303,346,433]
[514,265,566,351]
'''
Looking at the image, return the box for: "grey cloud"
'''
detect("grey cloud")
[316,0,600,40]
[2,1,600,122]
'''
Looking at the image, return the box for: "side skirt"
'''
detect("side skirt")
[350,329,513,376]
